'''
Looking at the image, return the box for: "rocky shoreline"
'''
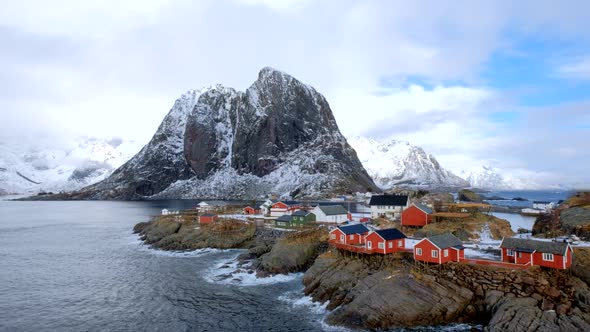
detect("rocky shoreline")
[304,250,590,331]
[135,214,590,330]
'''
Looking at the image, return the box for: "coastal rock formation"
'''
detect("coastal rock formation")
[47,68,377,200]
[134,215,256,250]
[258,229,328,274]
[532,192,590,238]
[458,189,484,202]
[304,250,590,330]
[303,254,475,329]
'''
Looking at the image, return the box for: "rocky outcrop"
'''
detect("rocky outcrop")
[485,291,590,331]
[304,250,590,330]
[134,215,257,250]
[303,253,475,329]
[458,189,484,202]
[532,192,590,238]
[258,229,328,274]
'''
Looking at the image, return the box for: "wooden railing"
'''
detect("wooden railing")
[459,257,531,269]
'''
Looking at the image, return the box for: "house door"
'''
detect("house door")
[367,241,372,250]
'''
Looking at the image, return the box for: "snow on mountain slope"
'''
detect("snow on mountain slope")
[348,136,469,189]
[458,165,551,190]
[59,67,377,200]
[0,136,141,195]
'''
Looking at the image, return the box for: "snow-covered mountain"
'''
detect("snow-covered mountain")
[58,67,377,200]
[0,137,141,195]
[348,136,469,189]
[459,165,550,190]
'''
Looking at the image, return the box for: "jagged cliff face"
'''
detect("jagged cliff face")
[65,68,377,200]
[68,90,202,199]
[161,67,376,199]
[348,136,469,189]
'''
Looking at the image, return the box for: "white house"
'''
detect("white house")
[161,209,170,215]
[197,201,213,212]
[259,199,276,216]
[312,205,349,223]
[368,194,409,219]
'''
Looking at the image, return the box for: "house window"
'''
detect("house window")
[444,249,449,257]
[330,234,336,240]
[398,240,403,247]
[432,250,438,258]
[543,253,554,261]
[518,253,522,258]
[388,242,393,248]
[506,249,515,257]
[416,248,422,256]
[349,235,354,240]
[378,242,384,249]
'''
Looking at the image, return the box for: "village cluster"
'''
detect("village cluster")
[163,193,573,271]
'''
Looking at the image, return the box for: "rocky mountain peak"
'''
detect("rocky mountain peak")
[59,67,377,199]
[348,136,468,189]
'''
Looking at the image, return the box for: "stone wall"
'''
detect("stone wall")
[419,262,576,315]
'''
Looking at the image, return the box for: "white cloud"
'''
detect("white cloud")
[1,0,590,188]
[556,56,590,80]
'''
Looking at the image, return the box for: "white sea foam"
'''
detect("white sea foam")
[129,233,229,257]
[278,290,354,332]
[203,254,302,286]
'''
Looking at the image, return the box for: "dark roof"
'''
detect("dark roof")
[414,203,433,214]
[318,205,348,215]
[292,210,313,217]
[533,201,551,204]
[338,224,370,235]
[201,213,217,217]
[369,195,409,206]
[280,201,300,206]
[427,233,463,249]
[500,237,569,255]
[374,228,407,240]
[276,215,293,222]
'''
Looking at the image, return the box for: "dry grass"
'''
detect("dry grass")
[417,213,514,240]
[566,192,590,209]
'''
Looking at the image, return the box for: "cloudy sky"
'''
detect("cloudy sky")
[2,0,589,188]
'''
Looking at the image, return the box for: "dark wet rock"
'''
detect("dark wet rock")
[459,189,483,203]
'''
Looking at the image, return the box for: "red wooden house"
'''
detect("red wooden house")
[414,233,464,264]
[329,224,370,245]
[243,206,260,215]
[401,203,433,227]
[500,238,573,270]
[365,228,407,254]
[270,201,300,216]
[199,213,218,224]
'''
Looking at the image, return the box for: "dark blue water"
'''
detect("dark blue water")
[481,190,573,208]
[0,201,330,332]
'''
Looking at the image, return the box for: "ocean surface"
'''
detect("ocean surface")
[2,191,570,331]
[482,190,573,208]
[0,200,336,332]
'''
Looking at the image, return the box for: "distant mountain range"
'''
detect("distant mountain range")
[0,137,141,195]
[1,68,564,197]
[348,136,469,189]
